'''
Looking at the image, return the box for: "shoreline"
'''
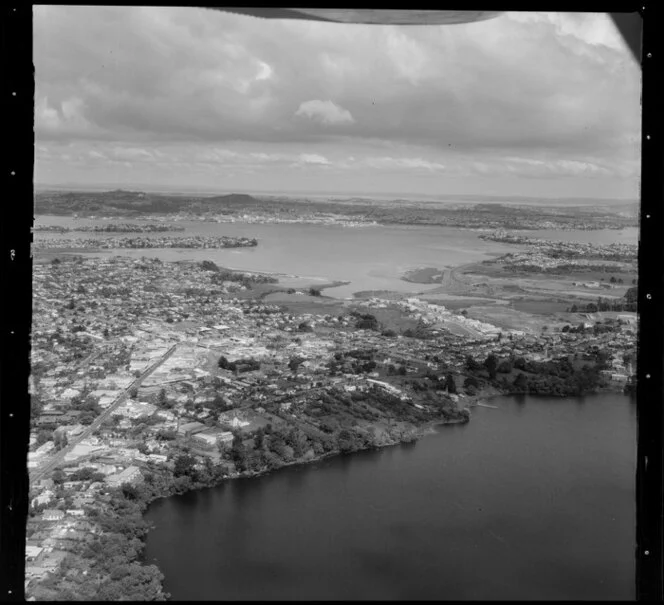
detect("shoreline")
[28,243,633,600]
[140,386,625,601]
[138,411,471,600]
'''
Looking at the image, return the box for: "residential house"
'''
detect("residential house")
[177,421,206,437]
[32,490,55,508]
[25,546,44,561]
[217,432,234,447]
[25,566,53,580]
[228,415,250,429]
[193,432,218,447]
[42,509,65,522]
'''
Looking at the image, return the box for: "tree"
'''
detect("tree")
[445,373,457,394]
[129,386,138,399]
[513,357,528,372]
[36,429,52,446]
[254,427,265,449]
[121,483,140,501]
[173,454,197,478]
[80,411,97,425]
[464,376,480,390]
[625,286,638,303]
[484,354,498,381]
[337,429,356,453]
[53,430,68,450]
[200,260,219,272]
[288,356,305,374]
[465,355,481,372]
[230,434,248,471]
[71,467,97,481]
[513,373,529,393]
[355,314,379,331]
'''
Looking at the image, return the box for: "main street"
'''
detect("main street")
[30,344,178,485]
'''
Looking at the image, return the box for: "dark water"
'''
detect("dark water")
[145,393,636,601]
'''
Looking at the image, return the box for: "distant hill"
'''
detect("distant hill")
[34,190,264,216]
[33,189,638,230]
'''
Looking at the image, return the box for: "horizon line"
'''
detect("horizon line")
[33,182,638,203]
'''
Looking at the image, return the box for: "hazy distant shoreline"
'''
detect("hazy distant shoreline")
[34,184,638,208]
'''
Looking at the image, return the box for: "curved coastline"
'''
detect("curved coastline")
[137,410,473,600]
[27,218,636,600]
[140,384,628,601]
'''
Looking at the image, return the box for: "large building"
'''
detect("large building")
[105,465,143,488]
[41,509,65,522]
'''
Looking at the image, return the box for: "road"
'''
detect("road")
[30,344,178,485]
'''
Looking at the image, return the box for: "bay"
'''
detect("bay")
[33,218,637,299]
[144,393,636,601]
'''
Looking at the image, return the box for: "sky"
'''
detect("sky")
[34,7,641,199]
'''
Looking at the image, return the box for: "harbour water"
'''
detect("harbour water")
[33,217,637,299]
[144,393,636,601]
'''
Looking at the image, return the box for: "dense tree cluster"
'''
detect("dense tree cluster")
[462,352,609,397]
[568,290,637,314]
[327,350,378,375]
[217,355,260,373]
[351,312,380,331]
[38,487,168,601]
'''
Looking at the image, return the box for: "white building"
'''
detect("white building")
[105,465,143,488]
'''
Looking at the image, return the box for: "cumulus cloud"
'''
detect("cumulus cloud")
[295,100,355,125]
[33,7,640,196]
[295,153,331,165]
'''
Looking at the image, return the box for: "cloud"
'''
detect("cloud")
[295,99,355,125]
[33,7,640,196]
[362,156,445,172]
[295,153,331,165]
[34,7,639,156]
